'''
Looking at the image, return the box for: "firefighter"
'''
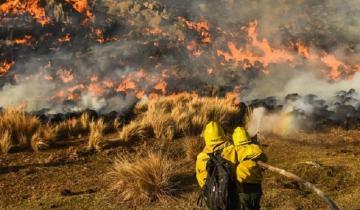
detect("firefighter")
[195,121,237,188]
[232,127,267,210]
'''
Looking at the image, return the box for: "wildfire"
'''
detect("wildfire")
[116,77,137,92]
[65,0,93,18]
[187,40,203,57]
[13,35,32,45]
[56,68,74,83]
[94,28,105,43]
[102,80,114,88]
[179,17,212,44]
[217,21,294,71]
[2,0,360,112]
[0,0,49,25]
[88,83,104,96]
[0,61,15,75]
[320,54,348,80]
[295,42,316,60]
[58,34,71,43]
[154,80,167,94]
[294,41,354,79]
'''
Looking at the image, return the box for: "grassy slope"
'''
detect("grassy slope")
[1,129,360,210]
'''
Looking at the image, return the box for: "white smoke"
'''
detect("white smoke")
[0,78,56,111]
[245,68,360,102]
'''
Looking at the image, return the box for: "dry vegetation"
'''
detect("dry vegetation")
[0,93,239,154]
[108,151,179,203]
[88,118,107,151]
[0,110,112,154]
[1,94,359,209]
[118,93,240,143]
[0,109,41,153]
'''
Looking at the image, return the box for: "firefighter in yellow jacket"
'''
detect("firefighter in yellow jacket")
[195,121,237,188]
[232,127,267,210]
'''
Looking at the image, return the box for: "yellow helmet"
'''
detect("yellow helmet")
[232,127,250,146]
[203,121,225,145]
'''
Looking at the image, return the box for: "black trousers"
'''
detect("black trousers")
[237,183,262,210]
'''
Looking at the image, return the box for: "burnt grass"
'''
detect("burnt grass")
[1,131,360,210]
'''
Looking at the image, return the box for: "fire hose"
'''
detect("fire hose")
[257,161,340,210]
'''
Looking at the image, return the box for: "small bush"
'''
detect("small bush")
[108,152,178,203]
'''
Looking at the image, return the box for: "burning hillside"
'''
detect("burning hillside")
[1,0,360,129]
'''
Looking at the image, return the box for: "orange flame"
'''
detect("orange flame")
[58,34,71,43]
[154,80,167,94]
[65,0,93,18]
[320,54,347,80]
[116,77,137,92]
[0,0,49,26]
[102,80,114,88]
[88,83,104,96]
[14,35,32,45]
[295,42,316,60]
[56,68,74,83]
[217,21,294,71]
[0,61,15,75]
[179,17,212,44]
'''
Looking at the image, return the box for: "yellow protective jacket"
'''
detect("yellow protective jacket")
[234,143,267,184]
[195,142,237,188]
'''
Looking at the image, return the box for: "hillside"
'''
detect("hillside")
[1,95,359,210]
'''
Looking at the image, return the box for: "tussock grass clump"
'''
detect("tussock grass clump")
[31,131,49,152]
[88,118,107,151]
[0,109,41,153]
[119,120,153,143]
[0,130,12,154]
[183,137,204,162]
[109,152,178,203]
[54,113,91,139]
[119,93,240,143]
[148,115,176,141]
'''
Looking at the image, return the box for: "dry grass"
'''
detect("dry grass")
[118,93,240,143]
[149,115,176,141]
[0,130,12,154]
[88,118,107,151]
[80,113,91,131]
[54,113,91,139]
[108,151,179,203]
[0,94,241,153]
[0,109,41,153]
[182,137,204,162]
[30,131,49,152]
[119,120,153,143]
